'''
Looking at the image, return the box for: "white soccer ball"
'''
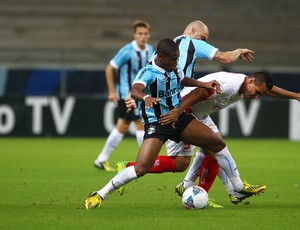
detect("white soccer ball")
[182,186,209,210]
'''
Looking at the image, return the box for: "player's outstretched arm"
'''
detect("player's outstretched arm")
[267,86,300,101]
[213,49,254,64]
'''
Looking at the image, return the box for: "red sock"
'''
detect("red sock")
[127,162,134,167]
[198,155,219,193]
[126,156,175,173]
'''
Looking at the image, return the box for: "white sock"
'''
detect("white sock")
[183,149,206,189]
[97,128,124,162]
[98,166,137,199]
[136,130,144,147]
[218,168,235,195]
[214,146,243,191]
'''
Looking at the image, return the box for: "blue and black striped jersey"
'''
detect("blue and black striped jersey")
[133,56,185,125]
[110,40,154,100]
[173,35,218,78]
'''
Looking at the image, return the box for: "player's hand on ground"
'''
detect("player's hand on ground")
[239,49,254,62]
[144,96,161,109]
[159,108,181,128]
[125,94,137,111]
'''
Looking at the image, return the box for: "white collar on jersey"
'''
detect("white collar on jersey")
[132,40,148,52]
[173,35,186,40]
[152,54,166,73]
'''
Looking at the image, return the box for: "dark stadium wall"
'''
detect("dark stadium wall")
[1,68,300,97]
[0,96,300,139]
[0,68,299,139]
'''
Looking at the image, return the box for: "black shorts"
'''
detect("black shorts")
[117,100,140,121]
[143,112,195,143]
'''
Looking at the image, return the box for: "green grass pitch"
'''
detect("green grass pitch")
[0,138,299,229]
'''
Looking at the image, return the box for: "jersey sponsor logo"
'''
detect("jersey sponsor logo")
[158,87,180,98]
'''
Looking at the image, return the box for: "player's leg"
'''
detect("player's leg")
[194,116,220,192]
[85,137,164,209]
[94,100,131,171]
[217,167,254,204]
[180,119,243,190]
[195,119,256,203]
[102,138,164,196]
[119,140,192,173]
[180,119,265,194]
[142,140,192,173]
[118,156,190,173]
[133,118,145,147]
[119,114,196,174]
[116,153,180,195]
[94,117,130,171]
[118,156,176,174]
[174,151,219,194]
[177,148,205,192]
[217,168,240,204]
[198,153,219,192]
[178,116,220,191]
[171,143,223,208]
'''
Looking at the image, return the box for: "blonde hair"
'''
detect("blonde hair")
[133,20,151,32]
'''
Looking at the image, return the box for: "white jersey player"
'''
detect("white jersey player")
[163,70,300,204]
[166,71,245,158]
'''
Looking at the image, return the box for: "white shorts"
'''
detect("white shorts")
[165,115,219,157]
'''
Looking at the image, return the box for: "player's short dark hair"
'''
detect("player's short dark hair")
[156,38,179,56]
[133,20,150,32]
[250,70,273,90]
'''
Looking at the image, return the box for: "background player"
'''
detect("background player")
[94,20,154,172]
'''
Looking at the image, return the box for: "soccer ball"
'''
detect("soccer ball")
[182,186,209,210]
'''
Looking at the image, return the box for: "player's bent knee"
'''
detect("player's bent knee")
[210,138,226,153]
[174,157,190,172]
[175,164,189,172]
[134,165,149,177]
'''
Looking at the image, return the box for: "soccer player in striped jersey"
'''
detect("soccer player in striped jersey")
[84,38,266,209]
[94,20,154,172]
[155,20,254,177]
[174,20,254,79]
[116,20,259,207]
[170,20,255,206]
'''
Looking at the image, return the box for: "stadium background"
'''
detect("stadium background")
[0,0,299,139]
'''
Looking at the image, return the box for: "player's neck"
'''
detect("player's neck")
[239,77,247,95]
